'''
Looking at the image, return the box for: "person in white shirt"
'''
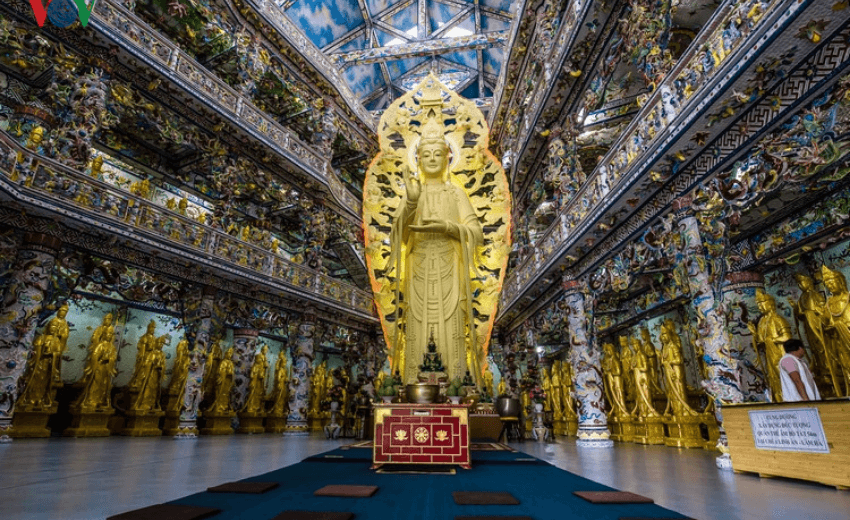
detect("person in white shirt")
[778,339,821,402]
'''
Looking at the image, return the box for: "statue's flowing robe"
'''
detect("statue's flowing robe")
[391,182,483,384]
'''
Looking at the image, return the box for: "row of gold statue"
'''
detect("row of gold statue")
[14,313,290,437]
[751,267,850,401]
[601,321,716,448]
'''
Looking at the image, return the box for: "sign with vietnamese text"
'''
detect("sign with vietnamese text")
[748,408,829,454]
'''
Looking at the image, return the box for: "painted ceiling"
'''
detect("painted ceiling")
[281,0,513,113]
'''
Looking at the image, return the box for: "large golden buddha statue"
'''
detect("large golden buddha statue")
[363,74,510,385]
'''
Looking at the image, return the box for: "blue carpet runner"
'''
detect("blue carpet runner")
[166,447,691,520]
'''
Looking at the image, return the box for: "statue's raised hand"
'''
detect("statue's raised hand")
[402,165,420,204]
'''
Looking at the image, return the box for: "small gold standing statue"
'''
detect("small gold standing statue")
[602,342,633,443]
[820,265,850,396]
[558,360,579,434]
[640,327,665,396]
[165,338,190,411]
[308,361,328,431]
[133,336,166,412]
[659,320,697,417]
[618,336,636,403]
[202,347,236,435]
[658,320,704,448]
[121,334,166,436]
[65,313,117,437]
[549,362,566,436]
[127,321,158,395]
[629,335,664,445]
[12,304,70,437]
[601,343,630,419]
[162,338,190,436]
[266,354,290,433]
[749,289,793,401]
[201,339,223,407]
[792,273,839,396]
[238,345,269,434]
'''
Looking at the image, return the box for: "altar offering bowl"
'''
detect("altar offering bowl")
[495,397,522,417]
[406,383,440,404]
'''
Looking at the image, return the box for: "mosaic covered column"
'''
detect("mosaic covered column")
[0,233,62,440]
[722,271,768,401]
[673,197,744,469]
[231,329,259,417]
[285,311,316,436]
[563,279,613,448]
[176,286,219,438]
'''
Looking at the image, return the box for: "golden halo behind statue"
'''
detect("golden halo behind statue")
[362,73,512,380]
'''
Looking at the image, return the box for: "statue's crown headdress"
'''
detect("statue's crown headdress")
[755,288,773,303]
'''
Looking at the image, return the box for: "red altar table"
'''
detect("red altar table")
[372,403,470,469]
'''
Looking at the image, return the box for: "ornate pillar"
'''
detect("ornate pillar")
[285,311,316,435]
[563,279,613,448]
[673,196,744,469]
[722,271,768,401]
[0,233,62,440]
[231,329,259,417]
[174,285,219,438]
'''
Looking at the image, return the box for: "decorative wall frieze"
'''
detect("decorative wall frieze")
[0,0,364,220]
[510,0,627,198]
[0,134,376,326]
[497,0,850,325]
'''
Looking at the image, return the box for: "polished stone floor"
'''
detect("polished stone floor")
[2,434,848,520]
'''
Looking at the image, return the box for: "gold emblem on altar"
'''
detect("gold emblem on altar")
[363,73,511,384]
[394,429,409,441]
[414,426,430,443]
[435,429,449,442]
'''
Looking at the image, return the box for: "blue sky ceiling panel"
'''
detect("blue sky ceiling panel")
[282,0,511,110]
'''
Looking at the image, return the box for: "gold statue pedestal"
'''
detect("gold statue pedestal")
[120,409,164,436]
[199,412,234,435]
[308,413,328,432]
[633,416,664,445]
[64,408,113,437]
[566,417,578,437]
[162,410,181,436]
[161,392,183,435]
[700,412,720,450]
[236,411,266,434]
[663,415,704,448]
[10,405,58,438]
[265,416,287,433]
[553,418,566,436]
[610,416,635,443]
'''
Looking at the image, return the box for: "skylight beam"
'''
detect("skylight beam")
[374,20,414,43]
[431,6,474,39]
[322,26,367,54]
[332,30,509,65]
[418,0,428,41]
